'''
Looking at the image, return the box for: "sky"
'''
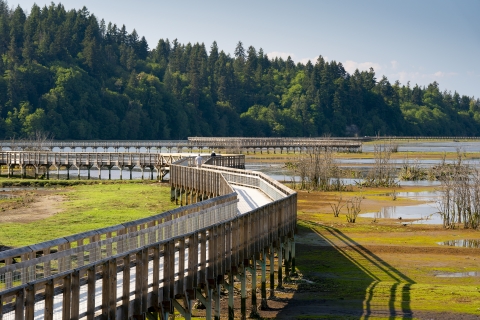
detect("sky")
[11,0,480,98]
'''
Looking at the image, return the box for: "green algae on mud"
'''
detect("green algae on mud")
[294,203,480,318]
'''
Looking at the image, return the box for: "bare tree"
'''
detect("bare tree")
[362,141,398,187]
[291,147,343,191]
[436,150,480,229]
[23,131,54,151]
[330,195,345,217]
[346,196,362,223]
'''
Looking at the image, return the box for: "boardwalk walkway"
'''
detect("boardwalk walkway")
[0,154,295,320]
[0,137,363,153]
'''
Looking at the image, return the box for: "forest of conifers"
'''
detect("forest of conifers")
[0,2,479,140]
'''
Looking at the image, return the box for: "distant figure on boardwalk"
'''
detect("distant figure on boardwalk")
[195,154,202,168]
[211,150,216,157]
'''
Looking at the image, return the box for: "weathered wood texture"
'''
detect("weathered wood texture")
[0,156,296,319]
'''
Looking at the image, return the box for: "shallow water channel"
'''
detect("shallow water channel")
[359,191,442,224]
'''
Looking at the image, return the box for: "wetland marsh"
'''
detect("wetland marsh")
[1,140,480,318]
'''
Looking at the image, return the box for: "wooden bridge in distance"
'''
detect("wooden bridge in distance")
[0,154,296,319]
[0,137,364,153]
[0,151,245,180]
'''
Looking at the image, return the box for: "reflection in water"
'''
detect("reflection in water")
[360,202,442,224]
[435,271,480,278]
[438,239,480,248]
[362,141,480,153]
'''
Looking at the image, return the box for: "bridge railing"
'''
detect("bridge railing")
[0,154,296,319]
[188,137,362,148]
[170,163,234,198]
[202,164,293,201]
[0,151,186,167]
[204,155,245,169]
[0,193,237,291]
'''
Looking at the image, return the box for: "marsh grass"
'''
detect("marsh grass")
[0,182,176,248]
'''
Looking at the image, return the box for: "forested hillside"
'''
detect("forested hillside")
[0,1,479,140]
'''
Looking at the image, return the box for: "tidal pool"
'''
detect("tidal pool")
[438,239,480,248]
[435,271,480,278]
[359,202,441,224]
[359,190,442,223]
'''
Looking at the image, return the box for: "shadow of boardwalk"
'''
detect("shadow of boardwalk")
[274,222,415,319]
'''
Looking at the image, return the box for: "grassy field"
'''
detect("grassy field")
[0,180,176,248]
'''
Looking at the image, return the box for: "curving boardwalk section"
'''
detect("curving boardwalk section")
[0,154,296,320]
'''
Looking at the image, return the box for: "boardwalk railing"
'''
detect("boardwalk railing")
[0,151,187,180]
[0,154,296,320]
[0,137,362,153]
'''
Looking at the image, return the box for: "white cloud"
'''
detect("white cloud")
[343,60,382,74]
[433,71,458,78]
[299,56,329,65]
[389,70,458,85]
[266,52,328,65]
[266,51,295,60]
[391,60,398,70]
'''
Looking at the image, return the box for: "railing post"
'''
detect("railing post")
[71,270,80,320]
[25,285,35,320]
[62,274,72,320]
[87,266,95,320]
[13,288,24,320]
[122,254,130,319]
[45,280,54,320]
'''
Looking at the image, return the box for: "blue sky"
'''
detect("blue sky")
[12,0,480,98]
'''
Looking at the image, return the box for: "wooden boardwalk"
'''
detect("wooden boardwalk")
[0,137,363,153]
[0,152,245,180]
[0,154,296,320]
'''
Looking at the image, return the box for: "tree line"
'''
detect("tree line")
[0,1,479,140]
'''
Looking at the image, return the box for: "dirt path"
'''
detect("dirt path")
[0,190,65,223]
